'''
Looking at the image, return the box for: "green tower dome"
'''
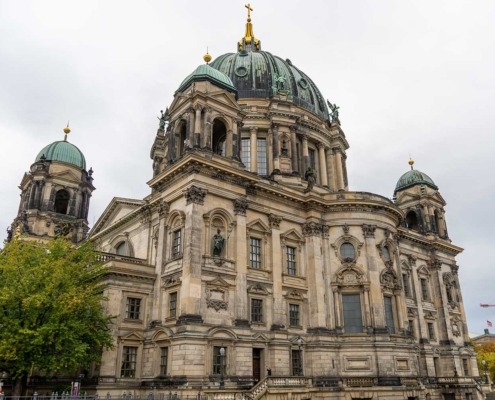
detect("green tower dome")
[176,64,237,95]
[395,169,437,192]
[35,140,87,170]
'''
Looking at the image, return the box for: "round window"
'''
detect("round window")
[383,246,391,261]
[340,243,355,260]
[235,66,248,77]
[298,78,308,89]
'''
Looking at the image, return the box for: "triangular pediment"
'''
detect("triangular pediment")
[247,218,270,233]
[50,169,82,182]
[120,330,144,342]
[205,276,232,288]
[90,197,145,236]
[280,228,304,242]
[208,90,240,110]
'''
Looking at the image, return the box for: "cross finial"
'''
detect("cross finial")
[245,3,253,20]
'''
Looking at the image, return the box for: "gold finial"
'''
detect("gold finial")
[239,3,260,51]
[203,47,212,64]
[63,121,70,141]
[408,158,414,170]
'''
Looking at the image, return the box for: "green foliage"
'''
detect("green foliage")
[0,237,114,381]
[472,340,495,382]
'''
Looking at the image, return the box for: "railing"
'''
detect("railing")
[97,253,148,265]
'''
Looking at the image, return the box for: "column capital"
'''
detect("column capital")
[362,224,376,238]
[301,134,309,142]
[332,146,342,154]
[289,124,298,132]
[250,126,259,133]
[184,185,207,205]
[268,214,282,229]
[194,103,203,111]
[271,122,279,130]
[236,120,244,128]
[233,196,248,216]
[186,106,195,114]
[316,141,327,149]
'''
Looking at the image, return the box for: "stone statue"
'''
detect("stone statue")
[327,100,340,122]
[213,229,225,257]
[157,109,167,130]
[272,73,287,94]
[6,226,12,242]
[303,167,316,193]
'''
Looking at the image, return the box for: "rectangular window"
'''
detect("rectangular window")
[126,297,141,320]
[289,304,300,326]
[251,298,263,322]
[172,230,181,258]
[241,138,251,171]
[403,274,410,297]
[121,346,137,377]
[160,347,168,375]
[384,296,395,334]
[342,294,363,333]
[169,292,177,318]
[286,246,296,275]
[257,138,267,175]
[212,346,226,375]
[408,320,415,337]
[308,148,316,170]
[420,278,429,301]
[249,238,261,269]
[291,349,302,376]
[428,322,435,340]
[462,359,469,376]
[433,357,440,376]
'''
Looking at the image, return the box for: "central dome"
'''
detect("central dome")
[210,51,330,121]
[35,140,86,170]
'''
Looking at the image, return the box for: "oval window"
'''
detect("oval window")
[298,78,308,89]
[235,66,248,77]
[340,243,355,260]
[383,246,391,261]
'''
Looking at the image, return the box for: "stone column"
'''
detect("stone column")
[178,185,207,324]
[204,107,213,150]
[194,104,202,147]
[317,143,328,187]
[235,120,243,161]
[322,226,335,330]
[334,148,345,191]
[267,129,274,173]
[152,200,169,322]
[301,134,309,176]
[289,125,299,174]
[303,222,328,330]
[269,214,285,329]
[326,148,336,191]
[394,291,405,331]
[333,289,341,328]
[226,130,233,158]
[186,108,194,149]
[362,224,387,331]
[271,123,280,173]
[234,197,249,325]
[441,209,448,238]
[35,180,45,209]
[250,126,258,173]
[363,288,372,328]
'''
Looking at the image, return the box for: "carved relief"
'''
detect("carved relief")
[233,196,248,216]
[362,224,376,238]
[268,214,282,229]
[206,289,228,312]
[184,185,207,205]
[380,267,402,291]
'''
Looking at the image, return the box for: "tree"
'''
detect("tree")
[472,340,495,383]
[0,237,114,396]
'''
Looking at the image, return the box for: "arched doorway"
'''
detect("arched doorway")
[177,121,187,156]
[54,189,70,214]
[405,211,419,231]
[212,119,227,156]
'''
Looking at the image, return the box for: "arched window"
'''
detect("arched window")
[340,243,355,261]
[178,122,187,156]
[383,246,391,261]
[212,120,227,156]
[54,189,70,214]
[405,211,419,231]
[434,210,441,235]
[116,242,126,256]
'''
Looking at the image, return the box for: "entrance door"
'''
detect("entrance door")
[253,348,261,383]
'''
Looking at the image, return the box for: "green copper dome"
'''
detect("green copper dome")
[210,51,330,121]
[395,169,438,192]
[35,141,86,169]
[177,64,236,94]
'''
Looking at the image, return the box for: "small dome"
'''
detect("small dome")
[176,64,236,94]
[395,169,438,192]
[35,141,86,169]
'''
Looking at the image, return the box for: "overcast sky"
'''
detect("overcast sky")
[1,0,494,336]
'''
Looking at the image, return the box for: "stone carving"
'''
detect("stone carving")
[450,264,459,275]
[335,265,365,287]
[184,185,207,205]
[21,211,30,234]
[302,221,323,237]
[233,196,248,216]
[303,167,316,193]
[272,73,289,94]
[327,100,340,122]
[451,317,461,337]
[424,311,437,320]
[268,214,282,229]
[380,267,402,291]
[54,222,72,237]
[157,199,169,219]
[6,226,12,242]
[427,258,442,271]
[322,224,330,238]
[362,224,376,238]
[206,289,228,312]
[213,229,225,257]
[406,254,417,266]
[157,109,167,130]
[343,223,350,234]
[140,210,152,226]
[407,308,418,317]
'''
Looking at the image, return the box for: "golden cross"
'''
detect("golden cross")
[245,3,253,19]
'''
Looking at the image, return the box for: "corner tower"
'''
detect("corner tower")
[10,125,95,243]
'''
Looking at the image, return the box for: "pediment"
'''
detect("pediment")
[205,276,232,288]
[90,197,145,236]
[247,219,270,233]
[151,328,173,341]
[248,283,269,295]
[284,289,305,300]
[208,91,240,110]
[120,330,144,342]
[280,228,304,242]
[252,332,269,342]
[50,169,82,182]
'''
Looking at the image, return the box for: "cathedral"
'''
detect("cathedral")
[10,6,487,400]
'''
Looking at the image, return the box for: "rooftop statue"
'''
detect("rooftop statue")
[157,109,167,130]
[303,167,317,193]
[327,100,340,122]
